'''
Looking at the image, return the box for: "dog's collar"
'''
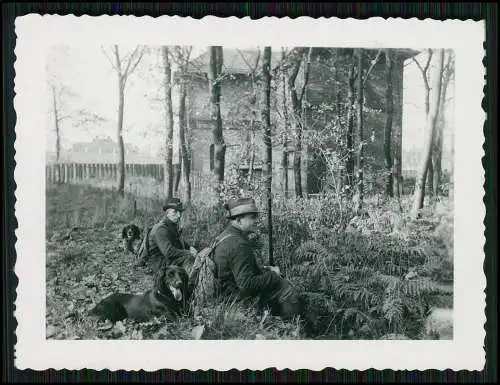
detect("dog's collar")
[155,289,173,302]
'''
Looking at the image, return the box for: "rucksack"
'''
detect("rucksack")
[135,225,152,265]
[188,233,235,309]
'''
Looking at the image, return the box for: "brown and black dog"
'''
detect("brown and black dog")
[89,264,189,323]
[121,224,142,254]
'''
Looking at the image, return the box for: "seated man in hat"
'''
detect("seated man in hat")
[212,197,305,320]
[146,197,198,273]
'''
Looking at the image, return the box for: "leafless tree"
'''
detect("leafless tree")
[280,47,290,197]
[262,47,274,265]
[208,46,225,193]
[287,47,313,198]
[353,48,365,213]
[384,49,394,197]
[412,49,435,195]
[102,45,146,196]
[236,48,261,184]
[432,50,455,196]
[161,46,174,198]
[171,46,193,202]
[411,49,445,218]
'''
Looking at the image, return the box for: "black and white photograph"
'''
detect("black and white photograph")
[14,15,485,371]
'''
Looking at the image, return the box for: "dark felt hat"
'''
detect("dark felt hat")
[225,197,260,219]
[163,197,184,212]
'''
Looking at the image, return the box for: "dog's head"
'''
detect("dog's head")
[122,224,141,240]
[154,264,189,302]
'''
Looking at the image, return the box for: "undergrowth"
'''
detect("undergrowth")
[46,182,453,340]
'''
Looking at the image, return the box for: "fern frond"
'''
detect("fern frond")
[382,297,404,328]
[402,277,452,297]
[292,241,334,265]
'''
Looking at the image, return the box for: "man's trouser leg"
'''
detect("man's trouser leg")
[261,278,304,320]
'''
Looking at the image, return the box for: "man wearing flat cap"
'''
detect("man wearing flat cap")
[146,197,197,273]
[212,197,304,320]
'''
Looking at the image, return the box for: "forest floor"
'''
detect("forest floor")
[46,182,453,340]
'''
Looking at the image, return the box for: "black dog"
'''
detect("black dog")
[121,224,141,253]
[89,264,189,323]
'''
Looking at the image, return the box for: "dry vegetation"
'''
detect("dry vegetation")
[46,181,453,340]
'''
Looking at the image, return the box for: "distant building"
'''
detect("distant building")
[46,136,161,164]
[179,47,419,195]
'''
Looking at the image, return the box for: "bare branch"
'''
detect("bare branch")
[113,45,122,75]
[412,54,430,91]
[122,46,140,76]
[363,49,382,86]
[281,47,307,73]
[287,53,302,96]
[170,46,187,67]
[57,115,72,123]
[236,49,253,72]
[101,45,119,72]
[236,48,261,76]
[124,46,145,80]
[411,56,425,75]
[443,51,454,80]
[254,49,261,73]
[423,49,433,74]
[184,46,193,66]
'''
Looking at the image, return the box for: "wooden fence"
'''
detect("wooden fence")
[46,163,167,184]
[46,162,208,197]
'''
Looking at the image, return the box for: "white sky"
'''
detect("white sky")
[45,45,207,157]
[402,50,455,169]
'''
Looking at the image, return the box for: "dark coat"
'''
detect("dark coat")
[147,217,192,270]
[212,224,282,299]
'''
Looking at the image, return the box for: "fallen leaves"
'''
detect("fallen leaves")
[46,219,157,340]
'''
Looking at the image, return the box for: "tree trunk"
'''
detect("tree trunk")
[281,48,289,198]
[247,69,257,184]
[415,50,432,198]
[346,60,356,191]
[432,132,443,195]
[432,104,445,196]
[392,59,403,200]
[178,79,191,202]
[384,49,394,197]
[51,86,61,184]
[427,159,434,196]
[300,49,313,198]
[333,49,344,187]
[208,46,225,190]
[293,126,302,198]
[162,46,174,198]
[432,53,453,196]
[173,161,181,196]
[354,49,364,213]
[117,79,126,196]
[262,47,274,266]
[288,52,303,198]
[411,49,445,218]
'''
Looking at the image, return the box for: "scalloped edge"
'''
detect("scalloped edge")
[12,14,486,372]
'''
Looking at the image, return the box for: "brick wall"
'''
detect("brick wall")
[184,48,411,196]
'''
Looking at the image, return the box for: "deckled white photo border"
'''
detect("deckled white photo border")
[13,15,486,371]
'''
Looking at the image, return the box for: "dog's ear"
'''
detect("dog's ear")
[121,226,128,239]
